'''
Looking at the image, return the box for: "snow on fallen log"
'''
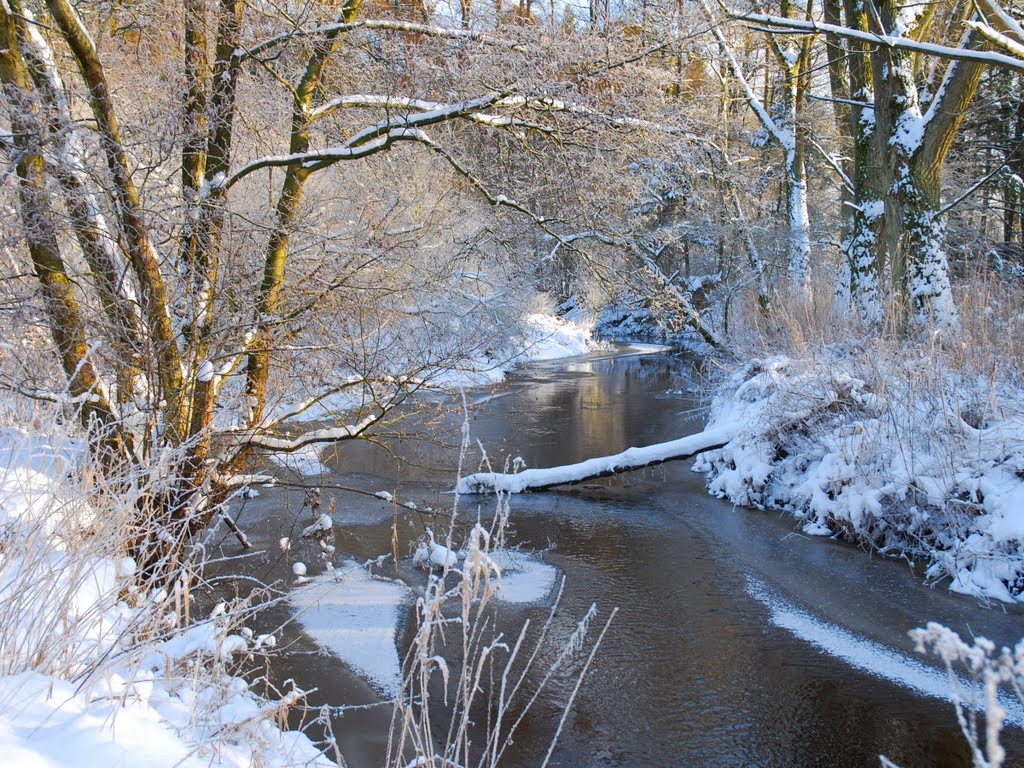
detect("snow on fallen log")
[457,423,739,494]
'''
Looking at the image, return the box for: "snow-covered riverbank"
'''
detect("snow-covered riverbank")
[0,427,331,768]
[0,303,596,767]
[695,354,1024,605]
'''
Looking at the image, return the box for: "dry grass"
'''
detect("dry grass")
[698,274,1024,601]
[730,274,1024,385]
[385,420,614,768]
[0,397,324,765]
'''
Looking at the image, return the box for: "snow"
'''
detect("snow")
[267,443,324,476]
[515,311,596,360]
[0,427,331,768]
[289,563,409,698]
[301,513,333,538]
[458,423,737,493]
[427,304,600,390]
[412,529,459,569]
[746,576,1024,727]
[486,549,558,604]
[0,663,327,768]
[696,356,1024,604]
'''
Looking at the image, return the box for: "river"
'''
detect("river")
[219,346,1024,767]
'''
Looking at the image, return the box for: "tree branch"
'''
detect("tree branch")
[733,10,1024,73]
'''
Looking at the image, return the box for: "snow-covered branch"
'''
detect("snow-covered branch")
[240,19,524,62]
[309,94,549,132]
[807,136,853,193]
[974,0,1024,48]
[733,11,1024,73]
[965,20,1024,60]
[226,94,510,186]
[457,425,739,493]
[633,244,724,348]
[699,0,794,149]
[230,412,381,453]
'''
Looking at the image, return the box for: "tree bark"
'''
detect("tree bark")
[46,0,186,439]
[242,0,362,445]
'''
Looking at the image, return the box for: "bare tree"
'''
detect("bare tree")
[1,0,726,567]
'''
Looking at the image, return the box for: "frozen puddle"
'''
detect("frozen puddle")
[746,575,1024,727]
[490,550,559,604]
[290,562,409,698]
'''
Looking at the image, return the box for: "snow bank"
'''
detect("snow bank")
[289,562,409,698]
[0,426,331,767]
[0,644,329,768]
[428,303,600,390]
[696,356,1024,604]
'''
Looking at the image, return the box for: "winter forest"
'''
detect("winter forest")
[1,0,1024,765]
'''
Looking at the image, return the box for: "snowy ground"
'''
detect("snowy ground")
[694,355,1024,605]
[403,304,600,390]
[0,427,331,768]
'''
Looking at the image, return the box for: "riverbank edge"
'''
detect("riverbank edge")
[693,354,1024,606]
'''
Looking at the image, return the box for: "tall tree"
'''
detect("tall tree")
[736,0,1023,326]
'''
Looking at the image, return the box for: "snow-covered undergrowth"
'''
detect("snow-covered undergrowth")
[428,297,601,389]
[0,418,329,767]
[697,281,1024,604]
[264,296,600,427]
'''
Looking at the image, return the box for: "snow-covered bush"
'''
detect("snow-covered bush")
[697,278,1024,603]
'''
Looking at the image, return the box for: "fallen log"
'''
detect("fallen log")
[457,423,739,494]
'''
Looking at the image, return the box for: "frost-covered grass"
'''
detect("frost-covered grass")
[386,430,614,768]
[697,278,1024,604]
[0,406,330,767]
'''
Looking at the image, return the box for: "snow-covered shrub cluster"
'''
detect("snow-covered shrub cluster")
[697,281,1024,604]
[0,410,329,767]
[595,273,720,347]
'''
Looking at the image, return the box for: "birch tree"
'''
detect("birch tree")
[700,0,814,290]
[732,0,1024,326]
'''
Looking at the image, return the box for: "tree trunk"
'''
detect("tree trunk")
[241,0,361,444]
[46,0,186,440]
[0,5,126,461]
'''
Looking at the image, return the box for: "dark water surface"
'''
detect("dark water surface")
[221,347,1024,768]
